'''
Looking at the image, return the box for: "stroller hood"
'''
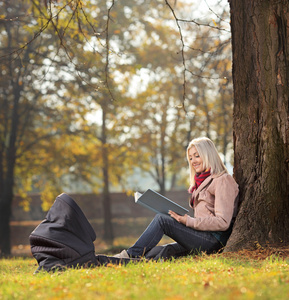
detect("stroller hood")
[29,193,97,272]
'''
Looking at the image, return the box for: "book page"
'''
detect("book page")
[134,192,142,202]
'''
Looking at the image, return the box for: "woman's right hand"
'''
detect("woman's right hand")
[168,210,188,225]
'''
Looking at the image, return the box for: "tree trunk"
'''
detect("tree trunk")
[226,0,289,251]
[0,18,21,253]
[0,199,12,256]
[0,135,16,255]
[101,106,114,243]
[0,101,18,255]
[159,110,167,196]
[102,147,114,242]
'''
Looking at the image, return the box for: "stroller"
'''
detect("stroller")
[29,193,135,273]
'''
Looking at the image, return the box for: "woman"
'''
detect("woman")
[115,137,239,259]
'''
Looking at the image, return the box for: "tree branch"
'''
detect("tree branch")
[104,0,116,102]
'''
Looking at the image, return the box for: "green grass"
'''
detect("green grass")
[1,254,289,300]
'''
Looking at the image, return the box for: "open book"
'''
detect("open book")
[134,189,189,216]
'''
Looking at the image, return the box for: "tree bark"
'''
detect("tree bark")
[226,0,289,251]
[0,9,21,254]
[101,105,114,243]
[0,200,12,256]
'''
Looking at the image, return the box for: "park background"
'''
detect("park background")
[1,1,289,299]
[1,0,234,256]
[1,0,289,257]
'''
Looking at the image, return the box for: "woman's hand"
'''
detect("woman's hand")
[168,210,188,225]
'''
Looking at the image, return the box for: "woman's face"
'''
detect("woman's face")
[188,146,205,173]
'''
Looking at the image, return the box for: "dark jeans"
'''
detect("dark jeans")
[127,213,223,258]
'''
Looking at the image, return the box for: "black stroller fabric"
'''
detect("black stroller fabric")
[29,193,133,272]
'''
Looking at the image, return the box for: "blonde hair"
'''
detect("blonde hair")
[187,137,228,186]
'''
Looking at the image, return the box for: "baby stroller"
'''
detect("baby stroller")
[29,193,134,273]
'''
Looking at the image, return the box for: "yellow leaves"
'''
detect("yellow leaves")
[40,184,58,212]
[18,193,31,212]
[16,177,34,211]
[220,76,229,86]
[226,61,232,71]
[126,189,135,197]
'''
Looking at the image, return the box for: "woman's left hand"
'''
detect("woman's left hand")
[168,210,188,225]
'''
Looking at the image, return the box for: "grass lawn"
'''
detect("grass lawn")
[1,249,289,300]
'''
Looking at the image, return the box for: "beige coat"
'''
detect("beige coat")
[186,171,239,232]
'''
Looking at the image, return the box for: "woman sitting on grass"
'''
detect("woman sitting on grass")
[114,137,239,260]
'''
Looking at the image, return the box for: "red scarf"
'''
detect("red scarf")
[188,169,211,206]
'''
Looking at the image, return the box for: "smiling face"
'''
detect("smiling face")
[188,146,206,174]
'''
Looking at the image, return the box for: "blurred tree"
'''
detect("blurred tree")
[0,0,56,255]
[107,0,234,194]
[0,0,96,255]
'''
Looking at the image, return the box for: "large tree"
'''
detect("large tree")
[226,0,289,251]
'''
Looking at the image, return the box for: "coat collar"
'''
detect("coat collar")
[193,170,227,198]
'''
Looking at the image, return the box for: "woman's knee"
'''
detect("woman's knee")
[154,213,175,229]
[154,213,171,223]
